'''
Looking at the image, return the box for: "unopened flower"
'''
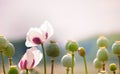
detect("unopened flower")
[18,47,43,70]
[25,21,54,47]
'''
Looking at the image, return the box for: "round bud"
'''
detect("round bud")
[0,35,8,51]
[8,66,19,74]
[61,54,75,67]
[109,63,117,71]
[112,41,120,55]
[97,47,109,62]
[46,40,60,57]
[66,40,78,52]
[78,47,86,57]
[93,58,102,69]
[3,43,15,58]
[97,36,109,48]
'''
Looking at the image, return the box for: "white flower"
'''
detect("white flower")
[25,21,54,47]
[18,47,43,70]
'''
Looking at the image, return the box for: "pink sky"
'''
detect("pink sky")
[0,0,120,41]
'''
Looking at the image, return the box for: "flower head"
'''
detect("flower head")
[18,47,43,70]
[25,21,54,47]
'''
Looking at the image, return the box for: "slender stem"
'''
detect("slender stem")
[51,58,54,74]
[0,51,6,74]
[102,62,105,71]
[41,43,47,74]
[83,56,88,74]
[8,57,12,67]
[66,67,69,74]
[118,56,120,74]
[26,69,29,74]
[98,69,100,73]
[113,71,115,74]
[71,52,74,74]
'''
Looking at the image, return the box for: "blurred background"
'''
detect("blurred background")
[0,0,120,74]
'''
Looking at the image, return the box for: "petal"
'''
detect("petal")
[40,21,54,40]
[29,47,43,68]
[25,27,45,47]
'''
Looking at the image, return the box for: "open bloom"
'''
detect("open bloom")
[25,21,54,47]
[18,47,43,70]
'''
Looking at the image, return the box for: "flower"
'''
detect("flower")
[18,47,43,70]
[25,21,54,47]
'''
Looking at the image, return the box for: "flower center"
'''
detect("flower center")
[32,37,42,44]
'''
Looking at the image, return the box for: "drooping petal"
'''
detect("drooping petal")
[40,21,54,40]
[18,47,43,70]
[25,27,45,47]
[28,47,43,68]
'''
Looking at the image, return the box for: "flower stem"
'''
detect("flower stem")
[83,56,88,74]
[0,51,6,74]
[26,69,29,74]
[51,58,54,74]
[71,52,74,74]
[66,67,69,74]
[41,43,47,74]
[113,71,115,74]
[8,57,12,67]
[102,62,105,71]
[118,56,120,74]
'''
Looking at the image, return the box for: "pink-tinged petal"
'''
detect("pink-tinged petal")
[19,60,23,69]
[25,27,44,47]
[23,60,28,69]
[29,47,43,68]
[31,59,35,68]
[40,21,54,40]
[45,32,48,39]
[32,37,42,44]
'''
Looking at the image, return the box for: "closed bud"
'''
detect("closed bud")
[61,54,75,67]
[109,63,117,71]
[8,66,19,74]
[112,41,120,55]
[78,47,86,57]
[97,47,109,62]
[46,40,60,57]
[3,43,15,58]
[97,36,109,48]
[66,40,78,52]
[0,35,8,51]
[93,58,102,69]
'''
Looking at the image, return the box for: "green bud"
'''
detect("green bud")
[0,35,8,51]
[66,40,78,52]
[8,66,19,74]
[46,40,60,57]
[78,47,86,57]
[61,54,74,67]
[97,36,109,48]
[109,63,117,71]
[3,43,15,58]
[93,58,102,69]
[112,41,120,55]
[97,47,109,62]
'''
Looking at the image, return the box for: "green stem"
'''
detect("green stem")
[0,51,6,74]
[26,69,29,74]
[118,56,120,74]
[71,52,74,74]
[66,67,69,74]
[83,56,88,74]
[41,43,47,74]
[8,57,12,67]
[51,58,54,74]
[113,71,115,74]
[102,62,105,71]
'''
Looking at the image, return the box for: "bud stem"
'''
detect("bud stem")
[41,43,47,74]
[113,71,116,74]
[51,58,54,74]
[71,52,74,74]
[26,69,29,74]
[0,51,6,74]
[118,56,120,74]
[102,62,105,71]
[83,56,88,74]
[8,57,13,67]
[66,67,69,74]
